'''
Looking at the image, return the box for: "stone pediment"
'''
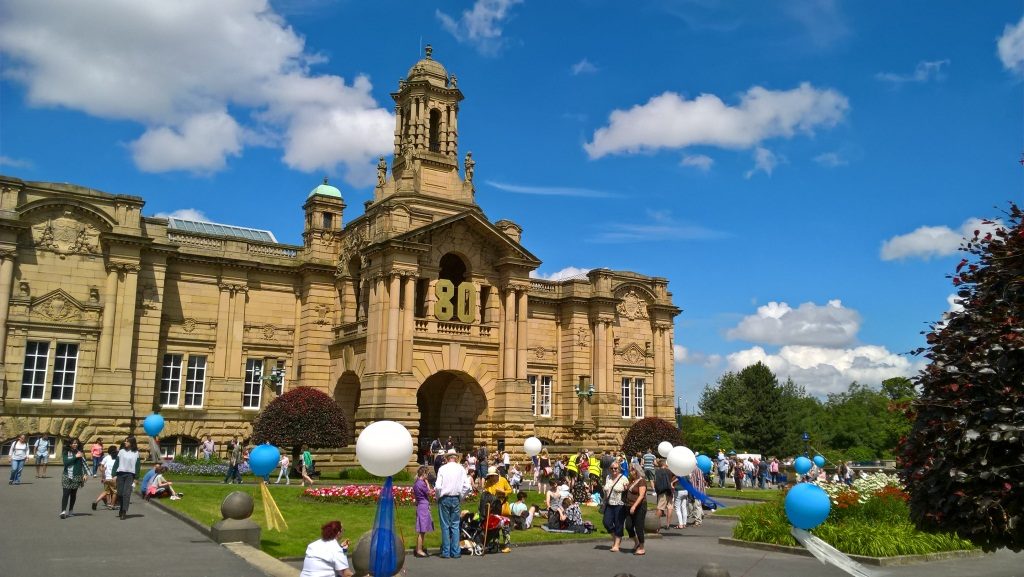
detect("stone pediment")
[396,211,541,268]
[29,289,100,323]
[19,202,112,257]
[617,341,650,366]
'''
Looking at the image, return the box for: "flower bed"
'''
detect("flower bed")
[732,473,975,557]
[301,484,419,505]
[165,459,250,477]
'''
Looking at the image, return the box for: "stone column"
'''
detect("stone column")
[592,320,606,394]
[291,288,302,382]
[97,265,119,369]
[386,273,400,373]
[375,274,388,372]
[214,283,231,377]
[516,288,528,380]
[228,286,248,379]
[652,326,663,398]
[401,273,415,372]
[606,321,615,399]
[112,264,139,371]
[364,279,377,373]
[393,104,403,157]
[502,287,516,379]
[0,250,15,364]
[450,105,458,158]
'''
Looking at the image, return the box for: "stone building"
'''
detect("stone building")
[0,47,680,466]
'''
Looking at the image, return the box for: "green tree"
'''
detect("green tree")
[678,415,734,455]
[901,204,1024,552]
[699,362,794,455]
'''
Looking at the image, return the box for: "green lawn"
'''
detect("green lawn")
[164,482,607,558]
[705,487,781,502]
[712,503,763,518]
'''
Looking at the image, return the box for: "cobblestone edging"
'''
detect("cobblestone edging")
[718,537,982,566]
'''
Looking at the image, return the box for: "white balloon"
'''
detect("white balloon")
[658,441,674,458]
[524,436,542,457]
[356,420,414,477]
[667,446,697,477]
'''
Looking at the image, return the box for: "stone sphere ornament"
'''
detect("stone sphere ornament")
[220,491,255,520]
[813,454,826,468]
[356,420,414,477]
[523,436,542,457]
[658,441,674,458]
[785,482,831,530]
[351,529,406,577]
[794,456,812,475]
[666,446,697,477]
[249,444,280,478]
[696,454,714,474]
[142,413,165,437]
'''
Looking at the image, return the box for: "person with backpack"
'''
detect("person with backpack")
[475,444,488,491]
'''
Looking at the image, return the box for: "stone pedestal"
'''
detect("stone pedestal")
[211,518,261,547]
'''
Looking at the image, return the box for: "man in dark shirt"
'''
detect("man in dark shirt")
[599,450,614,484]
[757,458,769,489]
[433,450,446,477]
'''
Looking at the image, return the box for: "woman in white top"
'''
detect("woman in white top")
[8,433,28,485]
[300,520,353,577]
[602,459,628,552]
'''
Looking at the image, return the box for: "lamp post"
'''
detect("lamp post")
[574,376,595,400]
[254,366,286,394]
[802,431,810,457]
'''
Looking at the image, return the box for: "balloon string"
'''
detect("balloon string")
[260,480,288,532]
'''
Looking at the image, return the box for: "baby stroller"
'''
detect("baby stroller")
[460,511,511,555]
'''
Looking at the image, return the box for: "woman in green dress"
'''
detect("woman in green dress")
[60,439,89,518]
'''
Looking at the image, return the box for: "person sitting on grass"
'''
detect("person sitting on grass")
[300,520,353,577]
[139,463,159,498]
[146,465,182,500]
[510,491,532,529]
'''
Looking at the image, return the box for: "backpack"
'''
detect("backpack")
[654,469,671,494]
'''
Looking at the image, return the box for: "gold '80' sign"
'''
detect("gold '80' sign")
[434,279,476,323]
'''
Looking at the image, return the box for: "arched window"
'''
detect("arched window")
[438,253,467,285]
[429,109,441,152]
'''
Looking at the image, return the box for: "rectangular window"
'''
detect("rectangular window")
[179,439,199,459]
[274,360,286,396]
[184,356,207,407]
[243,358,263,409]
[528,374,537,416]
[538,375,552,417]
[21,341,49,401]
[634,378,645,419]
[160,354,183,406]
[323,212,334,229]
[621,377,631,418]
[51,343,79,402]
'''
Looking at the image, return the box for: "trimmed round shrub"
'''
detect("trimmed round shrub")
[251,386,349,457]
[621,417,684,457]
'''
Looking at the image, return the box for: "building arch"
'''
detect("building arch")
[334,371,361,439]
[416,370,487,456]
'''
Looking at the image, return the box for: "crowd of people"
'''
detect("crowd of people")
[708,450,858,490]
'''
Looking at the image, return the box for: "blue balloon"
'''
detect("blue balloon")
[249,444,281,477]
[696,454,713,474]
[785,483,831,530]
[794,456,812,475]
[813,455,826,468]
[142,413,164,437]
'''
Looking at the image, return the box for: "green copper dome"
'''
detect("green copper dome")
[308,177,342,199]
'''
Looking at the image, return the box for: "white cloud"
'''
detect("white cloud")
[153,208,210,221]
[946,293,965,314]
[998,16,1024,75]
[436,0,522,55]
[530,266,591,281]
[590,210,728,243]
[0,156,33,169]
[745,147,782,178]
[0,0,393,182]
[674,344,722,367]
[875,59,950,85]
[584,83,848,159]
[726,344,922,396]
[814,152,847,167]
[681,154,714,171]
[571,58,598,75]
[486,180,617,198]
[880,217,1002,261]
[726,300,861,347]
[130,111,243,173]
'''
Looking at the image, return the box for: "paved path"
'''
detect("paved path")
[4,469,1022,577]
[0,472,265,577]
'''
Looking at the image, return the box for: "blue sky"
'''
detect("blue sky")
[2,1,1022,411]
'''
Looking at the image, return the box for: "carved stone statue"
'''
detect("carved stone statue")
[376,156,387,187]
[449,74,457,88]
[464,152,475,184]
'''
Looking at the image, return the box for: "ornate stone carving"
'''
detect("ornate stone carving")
[18,281,29,297]
[139,282,160,310]
[27,210,101,257]
[262,324,276,340]
[31,291,84,322]
[315,304,330,326]
[532,346,547,359]
[618,342,648,365]
[182,318,198,333]
[616,289,649,321]
[576,327,590,348]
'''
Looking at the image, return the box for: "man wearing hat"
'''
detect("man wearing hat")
[434,449,471,559]
[483,466,512,497]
